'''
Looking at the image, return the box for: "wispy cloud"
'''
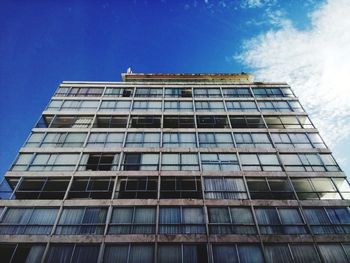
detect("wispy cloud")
[236,0,350,151]
[241,0,277,9]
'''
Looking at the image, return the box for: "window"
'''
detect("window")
[280,153,340,172]
[258,100,303,112]
[12,153,80,171]
[100,100,131,111]
[160,177,202,198]
[212,244,264,263]
[194,88,221,97]
[234,133,272,148]
[15,177,69,199]
[204,177,247,199]
[52,100,99,111]
[253,87,294,97]
[201,153,240,171]
[115,177,158,199]
[264,115,313,129]
[0,243,45,263]
[303,207,350,234]
[264,244,320,263]
[125,132,160,147]
[129,115,161,128]
[79,153,120,171]
[165,87,192,97]
[86,132,124,148]
[247,178,295,200]
[225,101,258,111]
[318,244,350,263]
[104,244,154,263]
[161,153,199,170]
[55,207,107,234]
[333,178,350,199]
[135,88,163,97]
[163,115,195,128]
[40,132,87,147]
[94,115,128,128]
[197,115,230,128]
[240,154,282,171]
[37,115,93,128]
[0,208,58,234]
[195,101,225,111]
[159,207,206,234]
[132,101,162,111]
[208,207,256,234]
[24,132,45,147]
[163,133,197,147]
[222,88,252,97]
[230,116,265,128]
[291,178,343,200]
[56,87,104,97]
[164,100,193,111]
[68,177,114,199]
[104,87,134,97]
[45,244,100,263]
[271,133,315,149]
[122,153,159,171]
[198,133,233,148]
[109,207,156,234]
[255,207,307,234]
[158,244,208,263]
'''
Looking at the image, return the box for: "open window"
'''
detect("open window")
[115,176,158,199]
[160,176,202,198]
[68,177,114,199]
[79,153,120,171]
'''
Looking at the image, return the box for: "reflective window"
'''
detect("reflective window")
[104,244,154,263]
[222,88,252,97]
[24,132,45,147]
[45,244,100,263]
[271,133,322,149]
[258,100,303,112]
[161,153,199,170]
[37,115,94,128]
[240,154,282,171]
[165,87,192,97]
[135,88,163,97]
[122,153,159,171]
[163,132,197,147]
[41,132,86,147]
[212,244,264,263]
[304,207,350,234]
[208,207,256,234]
[195,101,225,111]
[56,207,107,234]
[104,87,134,97]
[132,101,162,111]
[159,207,206,234]
[201,153,240,171]
[204,177,247,199]
[0,208,58,235]
[194,88,221,97]
[198,133,234,148]
[55,87,104,97]
[86,133,124,148]
[226,101,258,111]
[234,133,272,148]
[264,115,313,129]
[164,100,193,111]
[255,207,307,234]
[253,87,294,97]
[100,100,131,111]
[125,132,160,147]
[109,207,156,234]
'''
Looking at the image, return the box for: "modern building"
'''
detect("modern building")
[0,71,349,263]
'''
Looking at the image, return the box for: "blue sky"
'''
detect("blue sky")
[0,0,349,177]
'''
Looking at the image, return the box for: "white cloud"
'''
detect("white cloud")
[241,0,276,9]
[236,0,350,150]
